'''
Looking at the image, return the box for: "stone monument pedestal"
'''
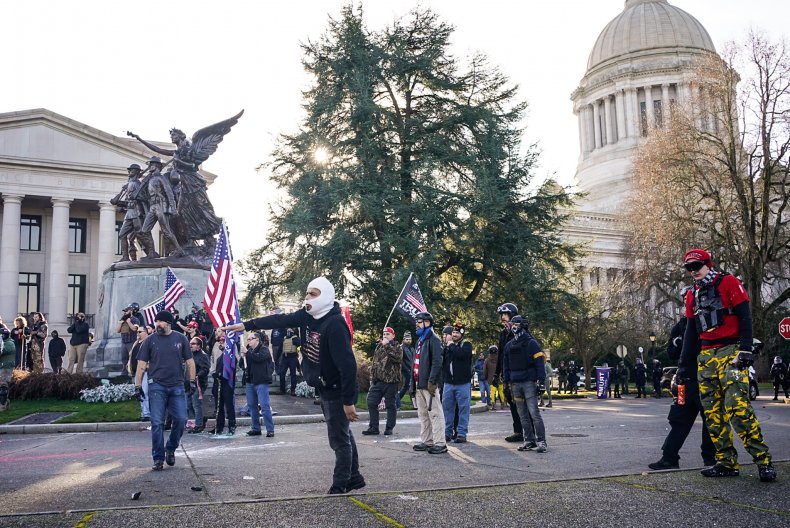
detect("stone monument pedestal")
[86,260,210,377]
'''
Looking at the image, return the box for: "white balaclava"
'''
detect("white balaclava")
[305,277,335,319]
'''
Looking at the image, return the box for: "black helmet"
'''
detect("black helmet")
[127,163,141,171]
[510,315,528,332]
[442,326,453,335]
[127,302,140,313]
[496,303,518,316]
[752,338,763,354]
[487,345,498,354]
[415,311,433,324]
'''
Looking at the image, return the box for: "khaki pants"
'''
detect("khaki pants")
[415,387,446,447]
[68,344,88,373]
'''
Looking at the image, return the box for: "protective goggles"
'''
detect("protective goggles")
[684,261,705,272]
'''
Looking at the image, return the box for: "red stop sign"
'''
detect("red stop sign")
[780,317,790,340]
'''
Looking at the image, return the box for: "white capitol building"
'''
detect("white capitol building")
[0,0,720,335]
[564,0,718,280]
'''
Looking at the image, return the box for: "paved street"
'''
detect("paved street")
[0,396,787,527]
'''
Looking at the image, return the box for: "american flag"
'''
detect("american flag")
[394,273,428,321]
[163,267,186,310]
[204,223,240,387]
[142,296,165,326]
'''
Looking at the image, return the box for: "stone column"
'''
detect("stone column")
[661,83,671,126]
[47,198,71,327]
[644,85,655,131]
[615,90,626,140]
[0,194,24,318]
[592,100,602,149]
[585,105,595,151]
[97,202,116,280]
[604,96,615,145]
[576,107,585,154]
[627,88,639,137]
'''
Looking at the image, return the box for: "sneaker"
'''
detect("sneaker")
[505,433,523,443]
[445,435,452,442]
[347,475,366,491]
[536,441,547,453]
[700,464,739,477]
[152,460,164,471]
[266,431,275,438]
[246,430,262,436]
[453,436,467,443]
[758,462,777,482]
[413,443,431,452]
[228,427,236,435]
[648,459,679,470]
[165,450,175,466]
[517,441,537,452]
[383,428,393,436]
[361,428,380,436]
[327,486,347,495]
[428,444,448,454]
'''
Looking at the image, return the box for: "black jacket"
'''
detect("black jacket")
[48,337,66,358]
[67,320,90,346]
[193,349,211,389]
[494,327,514,380]
[415,330,443,390]
[443,340,473,385]
[246,344,274,385]
[245,303,357,406]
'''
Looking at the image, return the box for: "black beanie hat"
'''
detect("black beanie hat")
[155,310,175,325]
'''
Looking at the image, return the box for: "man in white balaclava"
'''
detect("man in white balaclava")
[224,277,363,494]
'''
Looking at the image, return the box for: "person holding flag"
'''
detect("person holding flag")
[222,277,364,495]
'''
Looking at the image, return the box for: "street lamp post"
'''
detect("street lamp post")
[649,332,656,364]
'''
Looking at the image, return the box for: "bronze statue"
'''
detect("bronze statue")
[111,163,149,261]
[139,156,181,258]
[127,110,243,257]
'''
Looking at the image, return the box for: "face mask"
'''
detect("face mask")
[305,277,335,319]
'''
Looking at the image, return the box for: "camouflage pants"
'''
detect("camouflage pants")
[30,341,44,374]
[698,344,771,468]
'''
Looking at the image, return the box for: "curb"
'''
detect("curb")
[0,402,488,435]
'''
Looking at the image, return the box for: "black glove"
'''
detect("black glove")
[185,380,197,396]
[733,351,754,369]
[503,383,512,402]
[134,385,145,402]
[536,381,546,396]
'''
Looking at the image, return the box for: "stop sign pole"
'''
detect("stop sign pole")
[779,317,790,340]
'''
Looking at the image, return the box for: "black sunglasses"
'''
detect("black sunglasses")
[684,261,705,272]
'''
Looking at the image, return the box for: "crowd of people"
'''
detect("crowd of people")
[1,247,782,490]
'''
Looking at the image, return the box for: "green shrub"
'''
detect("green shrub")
[356,353,371,393]
[9,370,101,400]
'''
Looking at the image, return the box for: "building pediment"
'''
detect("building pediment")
[0,109,153,174]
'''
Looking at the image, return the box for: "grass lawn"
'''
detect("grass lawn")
[0,398,140,425]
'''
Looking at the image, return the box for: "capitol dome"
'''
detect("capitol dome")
[587,0,715,72]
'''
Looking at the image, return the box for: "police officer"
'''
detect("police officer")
[134,310,195,471]
[679,249,776,481]
[634,358,647,398]
[648,317,716,470]
[770,356,789,400]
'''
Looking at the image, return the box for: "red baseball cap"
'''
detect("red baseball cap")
[383,327,395,335]
[684,249,712,264]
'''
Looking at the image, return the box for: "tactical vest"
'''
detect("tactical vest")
[693,273,734,332]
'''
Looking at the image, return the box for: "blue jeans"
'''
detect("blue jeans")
[512,380,545,443]
[479,379,490,404]
[187,382,203,427]
[246,383,274,433]
[149,382,187,462]
[321,397,361,489]
[442,383,471,438]
[139,372,150,418]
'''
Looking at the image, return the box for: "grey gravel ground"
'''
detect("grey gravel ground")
[0,396,787,527]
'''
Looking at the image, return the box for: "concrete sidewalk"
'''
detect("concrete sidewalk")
[0,397,786,526]
[0,393,486,434]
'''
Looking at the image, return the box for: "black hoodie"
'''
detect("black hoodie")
[244,303,357,406]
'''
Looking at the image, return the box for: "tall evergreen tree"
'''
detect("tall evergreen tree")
[242,6,577,343]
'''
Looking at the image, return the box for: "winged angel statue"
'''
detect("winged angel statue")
[126,110,243,258]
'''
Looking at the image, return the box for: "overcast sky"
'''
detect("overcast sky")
[2,0,787,260]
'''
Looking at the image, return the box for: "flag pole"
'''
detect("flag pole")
[384,272,414,329]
